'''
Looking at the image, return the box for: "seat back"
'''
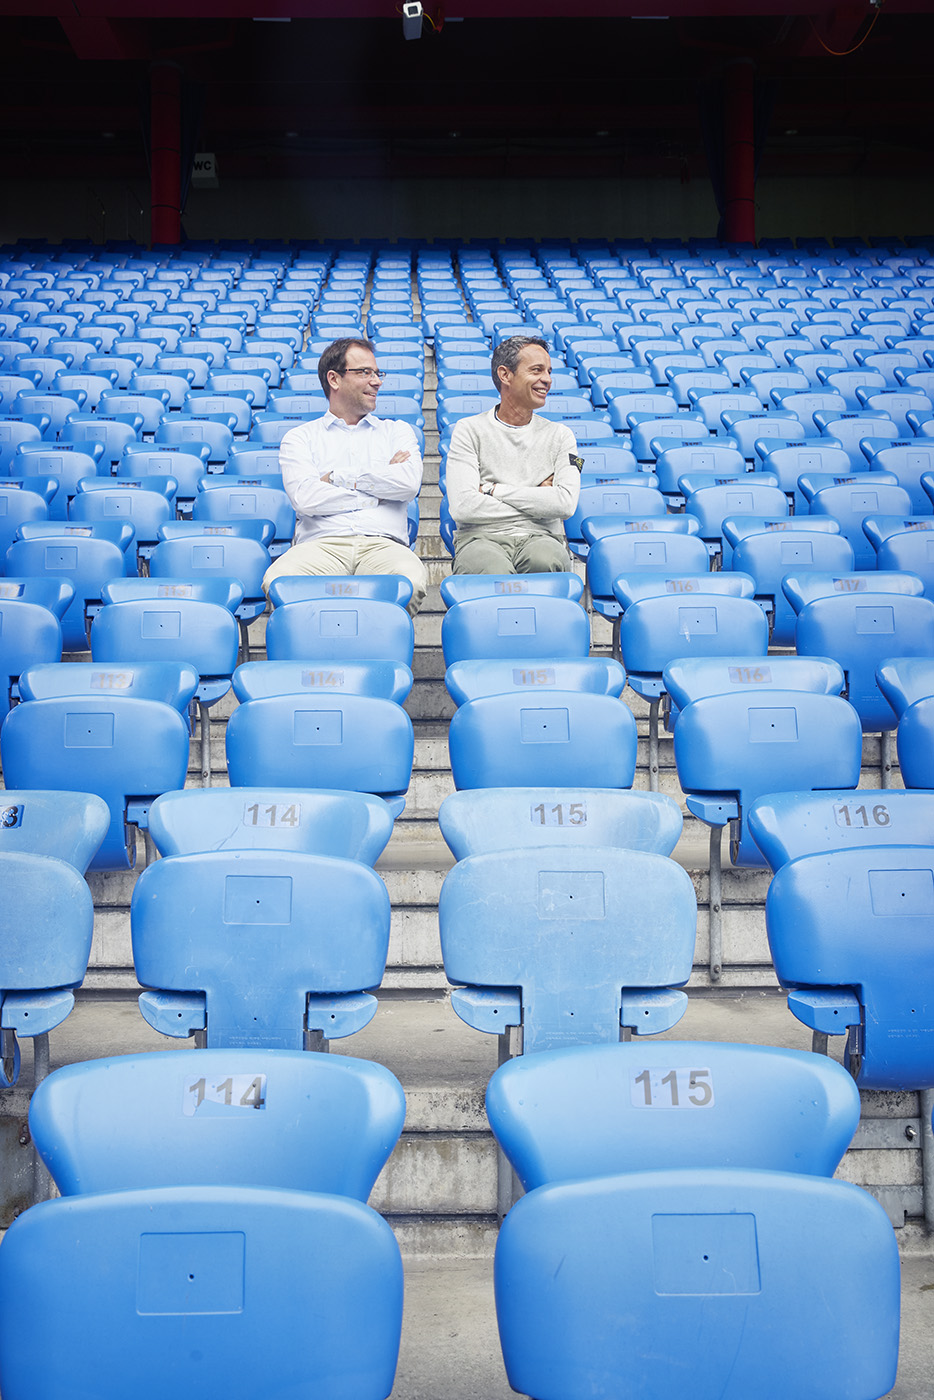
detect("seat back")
[149,534,270,602]
[748,788,934,872]
[29,1048,404,1199]
[494,1168,899,1400]
[100,576,244,611]
[149,787,394,863]
[0,790,109,871]
[0,598,62,713]
[487,1040,860,1190]
[444,656,625,706]
[795,591,934,731]
[896,695,934,788]
[265,597,414,665]
[876,527,934,597]
[0,1185,403,1400]
[438,787,682,859]
[0,484,48,558]
[439,847,696,1053]
[0,695,191,869]
[876,655,934,721]
[268,573,414,609]
[194,481,295,548]
[808,479,914,567]
[730,528,855,645]
[4,536,126,650]
[132,850,390,1049]
[448,690,637,790]
[0,576,74,617]
[225,693,414,816]
[440,594,590,665]
[673,690,863,867]
[767,845,934,1088]
[565,483,665,551]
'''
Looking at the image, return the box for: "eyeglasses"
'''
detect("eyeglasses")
[340,368,387,381]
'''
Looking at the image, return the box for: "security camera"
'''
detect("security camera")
[402,1,423,40]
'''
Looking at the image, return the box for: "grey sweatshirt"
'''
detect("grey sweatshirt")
[445,409,580,543]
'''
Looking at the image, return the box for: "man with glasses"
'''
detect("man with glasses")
[262,337,428,614]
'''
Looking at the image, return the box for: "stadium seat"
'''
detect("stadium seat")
[18,660,198,718]
[0,851,95,1090]
[226,693,414,820]
[132,849,391,1047]
[194,478,295,557]
[748,787,934,873]
[148,534,270,662]
[1,692,190,869]
[448,689,637,790]
[618,592,769,790]
[91,597,239,784]
[265,597,414,666]
[440,594,590,666]
[233,657,413,704]
[766,844,934,1090]
[728,523,856,644]
[444,655,625,706]
[439,572,583,607]
[439,846,695,1055]
[4,534,126,651]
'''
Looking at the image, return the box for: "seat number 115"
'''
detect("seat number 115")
[630,1068,714,1107]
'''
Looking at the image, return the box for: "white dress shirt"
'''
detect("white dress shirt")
[279,409,423,546]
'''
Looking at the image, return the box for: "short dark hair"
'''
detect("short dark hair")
[491,335,550,391]
[317,337,377,397]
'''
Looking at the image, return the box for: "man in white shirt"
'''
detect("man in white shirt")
[444,335,580,575]
[262,337,428,615]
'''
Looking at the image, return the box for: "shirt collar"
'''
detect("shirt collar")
[323,409,378,430]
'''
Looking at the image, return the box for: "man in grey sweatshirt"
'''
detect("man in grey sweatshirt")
[444,336,581,574]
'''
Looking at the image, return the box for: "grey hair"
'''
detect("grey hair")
[491,335,550,390]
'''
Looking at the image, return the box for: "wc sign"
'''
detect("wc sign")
[192,152,218,189]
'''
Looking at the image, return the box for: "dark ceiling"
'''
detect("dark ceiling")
[0,1,932,184]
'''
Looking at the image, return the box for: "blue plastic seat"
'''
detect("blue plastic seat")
[806,478,913,568]
[564,483,666,559]
[448,690,637,791]
[226,693,414,820]
[29,1046,404,1198]
[486,1039,860,1190]
[155,415,233,465]
[439,847,695,1055]
[0,576,74,617]
[91,597,239,784]
[653,442,746,504]
[876,655,934,723]
[674,687,863,872]
[0,851,96,1088]
[895,695,934,788]
[0,694,191,870]
[0,1184,403,1400]
[793,588,934,735]
[0,790,109,873]
[748,787,934,873]
[683,481,789,563]
[4,534,126,651]
[13,442,104,518]
[728,524,856,644]
[493,1167,899,1400]
[119,444,207,510]
[440,594,590,666]
[767,843,934,1090]
[664,655,845,734]
[265,597,414,666]
[149,787,394,864]
[61,412,140,470]
[68,485,173,571]
[439,787,682,860]
[132,849,390,1047]
[619,592,769,789]
[0,598,62,714]
[194,479,295,556]
[612,571,755,613]
[148,534,270,662]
